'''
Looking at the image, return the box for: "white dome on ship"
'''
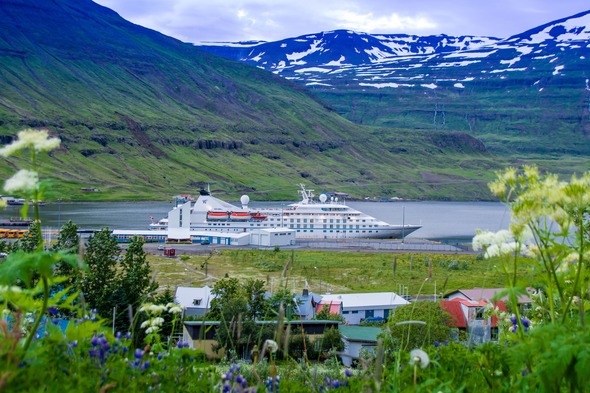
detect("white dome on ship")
[240,195,250,206]
[319,194,327,203]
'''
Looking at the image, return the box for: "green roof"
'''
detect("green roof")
[339,325,382,343]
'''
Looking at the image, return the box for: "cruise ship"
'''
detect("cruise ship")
[151,185,421,240]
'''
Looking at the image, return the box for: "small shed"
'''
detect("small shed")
[249,228,296,247]
[338,325,381,367]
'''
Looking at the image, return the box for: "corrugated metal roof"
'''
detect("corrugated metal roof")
[339,325,381,343]
[175,286,214,309]
[320,292,409,309]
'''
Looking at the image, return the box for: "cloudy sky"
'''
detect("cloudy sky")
[93,0,589,43]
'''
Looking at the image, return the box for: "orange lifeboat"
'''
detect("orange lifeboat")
[250,212,267,220]
[207,211,229,221]
[230,211,251,221]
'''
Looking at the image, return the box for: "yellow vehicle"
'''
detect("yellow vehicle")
[6,229,27,239]
[0,229,9,238]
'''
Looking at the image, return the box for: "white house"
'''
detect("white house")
[338,325,381,367]
[175,286,215,318]
[320,292,409,325]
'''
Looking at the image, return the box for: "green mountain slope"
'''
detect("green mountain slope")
[0,0,508,201]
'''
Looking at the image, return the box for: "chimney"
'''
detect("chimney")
[302,289,309,296]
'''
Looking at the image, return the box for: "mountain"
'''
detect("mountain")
[197,12,590,162]
[0,0,503,201]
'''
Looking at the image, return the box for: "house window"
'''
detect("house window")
[193,298,202,306]
[475,307,485,320]
[491,327,499,341]
[351,310,358,314]
[343,311,349,314]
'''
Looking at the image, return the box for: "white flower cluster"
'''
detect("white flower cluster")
[139,301,184,335]
[0,129,60,157]
[141,317,165,334]
[4,169,39,193]
[472,228,534,259]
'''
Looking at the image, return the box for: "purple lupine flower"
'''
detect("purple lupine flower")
[157,353,164,361]
[51,318,59,325]
[115,331,122,340]
[126,332,132,340]
[91,336,100,346]
[68,340,78,349]
[434,341,439,348]
[47,306,59,316]
[230,364,241,373]
[141,361,150,370]
[521,318,530,328]
[332,380,341,388]
[134,348,144,359]
[510,314,517,324]
[345,369,352,378]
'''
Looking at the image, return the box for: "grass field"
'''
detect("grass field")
[147,248,532,297]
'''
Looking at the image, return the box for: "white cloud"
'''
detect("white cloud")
[94,0,590,43]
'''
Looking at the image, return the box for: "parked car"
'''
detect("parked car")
[157,245,166,250]
[201,240,210,245]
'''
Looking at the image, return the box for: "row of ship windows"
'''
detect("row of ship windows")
[207,223,377,228]
[267,217,367,223]
[201,228,377,233]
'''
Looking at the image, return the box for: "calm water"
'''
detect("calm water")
[1,200,511,242]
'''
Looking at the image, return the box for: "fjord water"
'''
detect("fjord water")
[1,200,510,243]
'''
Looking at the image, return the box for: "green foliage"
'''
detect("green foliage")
[314,306,345,322]
[385,301,454,352]
[80,228,120,318]
[318,327,344,354]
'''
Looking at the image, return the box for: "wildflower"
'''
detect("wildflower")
[151,317,165,327]
[409,348,430,368]
[4,169,39,193]
[0,128,60,157]
[168,305,183,314]
[134,348,144,359]
[264,339,279,353]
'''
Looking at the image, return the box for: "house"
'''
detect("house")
[440,298,507,344]
[175,286,215,318]
[338,325,381,367]
[315,299,343,317]
[320,292,409,325]
[292,289,321,320]
[183,319,340,360]
[444,287,534,311]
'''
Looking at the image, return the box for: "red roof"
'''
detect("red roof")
[440,299,507,328]
[440,300,467,328]
[490,301,507,327]
[315,300,342,315]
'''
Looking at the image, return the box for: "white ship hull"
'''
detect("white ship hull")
[152,185,421,240]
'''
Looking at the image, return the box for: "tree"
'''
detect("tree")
[207,277,277,359]
[385,301,454,352]
[52,220,80,253]
[80,228,120,318]
[113,236,159,333]
[314,305,345,322]
[119,236,158,309]
[15,221,42,253]
[51,220,81,288]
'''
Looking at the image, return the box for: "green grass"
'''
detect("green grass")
[148,249,531,297]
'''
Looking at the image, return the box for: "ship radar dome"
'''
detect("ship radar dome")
[240,195,250,206]
[319,194,327,203]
